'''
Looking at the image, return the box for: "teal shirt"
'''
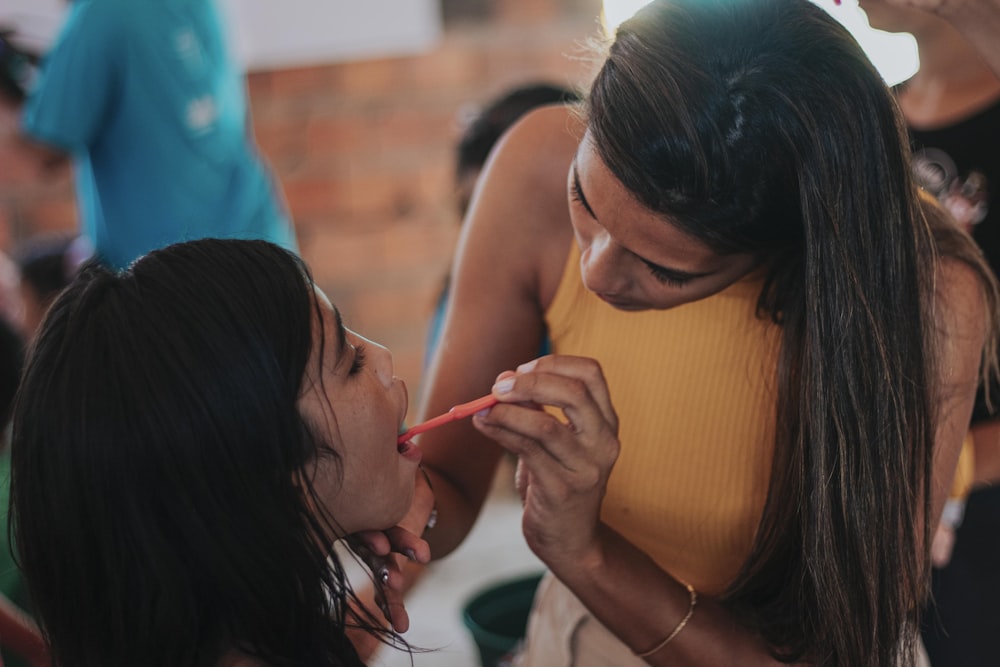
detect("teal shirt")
[22,0,297,269]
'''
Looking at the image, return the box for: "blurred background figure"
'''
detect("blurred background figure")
[859,1,1000,665]
[11,232,82,341]
[0,311,47,667]
[453,83,583,219]
[1,0,297,269]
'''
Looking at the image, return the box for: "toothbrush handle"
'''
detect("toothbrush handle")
[396,394,499,444]
[448,395,499,420]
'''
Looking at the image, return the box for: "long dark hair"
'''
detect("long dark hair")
[588,0,975,663]
[9,239,393,667]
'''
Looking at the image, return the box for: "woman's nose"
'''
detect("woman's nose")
[581,233,627,295]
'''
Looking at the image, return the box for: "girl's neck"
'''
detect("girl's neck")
[899,23,1000,129]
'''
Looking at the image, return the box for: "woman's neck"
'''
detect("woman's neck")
[899,22,1000,129]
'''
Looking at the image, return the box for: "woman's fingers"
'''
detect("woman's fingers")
[475,355,621,500]
[373,553,411,632]
[383,525,431,564]
[508,355,619,431]
[484,357,618,457]
[474,356,622,566]
[347,523,430,633]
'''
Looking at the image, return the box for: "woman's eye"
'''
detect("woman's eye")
[348,344,367,376]
[645,262,690,288]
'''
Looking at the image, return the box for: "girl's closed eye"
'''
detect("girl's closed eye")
[349,344,367,376]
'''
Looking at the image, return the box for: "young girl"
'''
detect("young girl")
[9,238,428,667]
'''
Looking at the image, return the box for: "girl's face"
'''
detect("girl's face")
[567,133,758,311]
[297,290,419,536]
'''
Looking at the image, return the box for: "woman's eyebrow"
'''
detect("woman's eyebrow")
[571,162,598,221]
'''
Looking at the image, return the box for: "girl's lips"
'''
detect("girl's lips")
[397,438,422,463]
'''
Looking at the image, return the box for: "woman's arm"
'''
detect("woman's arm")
[885,0,1000,76]
[475,356,796,666]
[416,105,580,557]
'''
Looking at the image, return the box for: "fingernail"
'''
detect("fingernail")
[494,378,515,394]
[404,549,417,561]
[516,359,538,373]
[475,408,490,419]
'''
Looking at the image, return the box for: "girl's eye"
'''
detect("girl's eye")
[348,344,367,376]
[569,180,584,205]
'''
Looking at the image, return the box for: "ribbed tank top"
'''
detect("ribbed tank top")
[545,243,781,595]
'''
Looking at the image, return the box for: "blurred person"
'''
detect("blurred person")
[11,233,84,340]
[860,1,1000,664]
[0,318,48,667]
[0,0,297,269]
[454,84,584,221]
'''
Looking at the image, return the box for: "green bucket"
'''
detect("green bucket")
[461,572,544,667]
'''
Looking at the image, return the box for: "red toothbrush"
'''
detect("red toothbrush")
[397,394,499,444]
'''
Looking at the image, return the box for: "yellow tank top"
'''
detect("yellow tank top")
[545,244,781,595]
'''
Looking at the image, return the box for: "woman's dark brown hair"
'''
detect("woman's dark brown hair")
[588,0,996,663]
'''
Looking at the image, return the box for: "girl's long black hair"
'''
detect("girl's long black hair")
[10,239,395,667]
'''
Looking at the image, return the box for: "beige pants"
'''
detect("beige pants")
[515,572,651,667]
[515,572,934,667]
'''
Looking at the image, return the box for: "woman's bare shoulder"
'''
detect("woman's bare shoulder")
[462,104,582,298]
[478,104,584,223]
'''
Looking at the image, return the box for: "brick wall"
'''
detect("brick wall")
[1,0,605,415]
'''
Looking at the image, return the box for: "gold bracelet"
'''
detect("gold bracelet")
[633,582,697,659]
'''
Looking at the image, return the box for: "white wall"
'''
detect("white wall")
[602,0,919,86]
[0,0,442,71]
[217,0,441,71]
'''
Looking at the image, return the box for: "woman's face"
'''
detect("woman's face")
[567,133,758,311]
[297,290,419,536]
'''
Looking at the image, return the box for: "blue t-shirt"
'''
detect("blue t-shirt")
[22,0,297,269]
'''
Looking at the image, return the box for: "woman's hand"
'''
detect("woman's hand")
[472,355,620,571]
[868,0,1000,29]
[347,466,434,632]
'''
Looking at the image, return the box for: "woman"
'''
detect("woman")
[9,239,428,667]
[404,0,999,665]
